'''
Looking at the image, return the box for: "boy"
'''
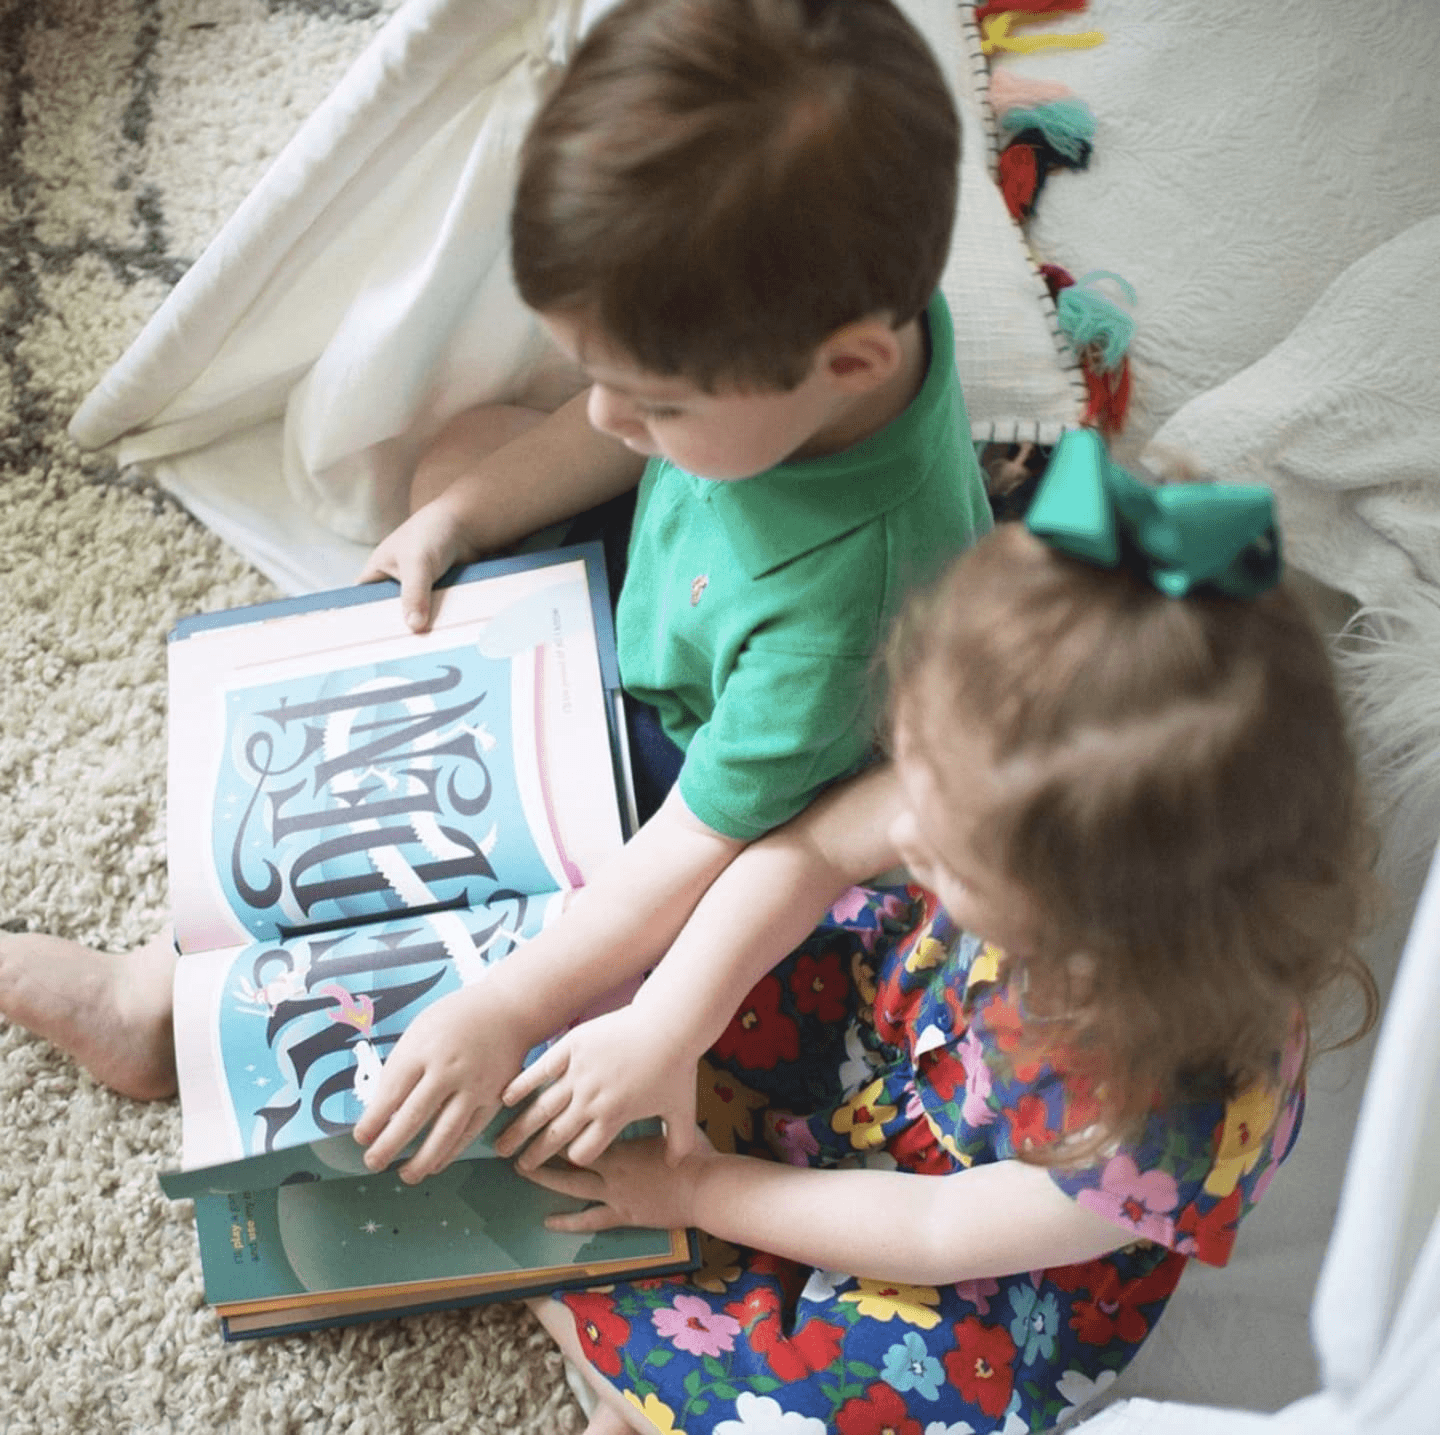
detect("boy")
[0,0,988,1181]
[349,0,991,1181]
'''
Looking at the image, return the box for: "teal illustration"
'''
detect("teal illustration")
[212,644,554,938]
[211,906,552,1156]
[194,1160,678,1305]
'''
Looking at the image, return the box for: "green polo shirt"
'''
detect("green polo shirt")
[615,292,991,840]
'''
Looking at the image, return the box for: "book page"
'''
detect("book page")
[168,900,574,1174]
[167,553,625,954]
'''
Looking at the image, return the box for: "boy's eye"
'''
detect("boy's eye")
[640,405,684,421]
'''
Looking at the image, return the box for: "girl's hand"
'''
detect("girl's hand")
[495,1005,700,1172]
[353,982,536,1183]
[521,1130,716,1233]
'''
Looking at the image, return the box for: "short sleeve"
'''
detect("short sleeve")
[677,639,876,840]
[908,961,1309,1270]
[1042,1018,1308,1268]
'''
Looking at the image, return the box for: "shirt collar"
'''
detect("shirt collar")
[702,292,955,579]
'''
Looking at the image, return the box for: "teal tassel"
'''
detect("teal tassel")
[999,98,1096,163]
[1057,272,1137,373]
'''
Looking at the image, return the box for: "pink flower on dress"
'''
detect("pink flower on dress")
[769,1112,821,1166]
[959,1027,996,1128]
[953,1276,1001,1315]
[829,887,872,924]
[1076,1153,1180,1246]
[652,1293,742,1357]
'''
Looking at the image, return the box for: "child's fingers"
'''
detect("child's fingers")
[662,1116,697,1166]
[360,1072,451,1173]
[494,1080,571,1161]
[514,1100,590,1174]
[558,1119,615,1170]
[398,565,434,634]
[355,553,392,586]
[502,1042,568,1107]
[354,1063,424,1163]
[399,1092,494,1184]
[544,1205,618,1235]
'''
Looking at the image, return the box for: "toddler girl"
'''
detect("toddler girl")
[502,432,1378,1434]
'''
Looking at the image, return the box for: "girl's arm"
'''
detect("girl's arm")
[353,786,747,1180]
[495,765,908,1169]
[356,764,904,1183]
[529,1135,1132,1287]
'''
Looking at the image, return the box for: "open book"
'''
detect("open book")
[158,544,695,1339]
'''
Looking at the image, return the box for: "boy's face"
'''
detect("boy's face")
[541,312,843,481]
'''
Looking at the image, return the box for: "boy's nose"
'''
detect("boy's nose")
[587,383,648,445]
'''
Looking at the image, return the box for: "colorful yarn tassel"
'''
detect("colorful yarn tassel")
[999,97,1096,162]
[998,142,1039,220]
[1056,271,1137,372]
[989,68,1074,118]
[981,11,1105,56]
[1046,270,1137,436]
[976,0,1088,21]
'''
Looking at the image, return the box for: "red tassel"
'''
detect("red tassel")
[1082,358,1131,436]
[998,143,1038,221]
[1040,263,1075,301]
[976,0,1088,22]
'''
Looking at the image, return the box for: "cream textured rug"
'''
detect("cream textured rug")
[0,1,582,1429]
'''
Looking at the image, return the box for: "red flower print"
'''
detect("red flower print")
[562,1291,631,1377]
[943,1316,1016,1418]
[1176,1187,1243,1266]
[1068,1256,1186,1347]
[1009,1092,1054,1151]
[888,1110,954,1174]
[976,989,1043,1081]
[713,974,800,1069]
[835,1381,924,1435]
[922,1048,967,1102]
[791,949,849,1022]
[1047,1255,1115,1296]
[724,1288,845,1382]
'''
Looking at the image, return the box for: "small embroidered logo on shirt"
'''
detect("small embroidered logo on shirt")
[690,575,709,606]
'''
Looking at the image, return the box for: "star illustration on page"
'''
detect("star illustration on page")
[361,1220,380,1235]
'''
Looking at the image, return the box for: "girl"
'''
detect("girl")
[500,433,1378,1434]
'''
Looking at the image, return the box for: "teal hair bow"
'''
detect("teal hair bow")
[1024,429,1281,599]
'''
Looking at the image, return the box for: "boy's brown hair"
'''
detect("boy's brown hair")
[512,0,960,391]
[889,522,1379,1159]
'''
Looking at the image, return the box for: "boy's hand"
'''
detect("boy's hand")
[521,1130,716,1234]
[357,500,476,634]
[494,1004,700,1172]
[353,981,535,1183]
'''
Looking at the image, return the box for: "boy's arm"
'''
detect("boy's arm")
[353,786,748,1182]
[495,765,907,1170]
[358,389,646,631]
[529,1134,1131,1287]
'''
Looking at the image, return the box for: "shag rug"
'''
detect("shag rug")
[0,1,583,1429]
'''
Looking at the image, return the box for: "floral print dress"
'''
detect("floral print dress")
[559,887,1306,1434]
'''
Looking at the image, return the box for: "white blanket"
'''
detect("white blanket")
[1144,216,1440,612]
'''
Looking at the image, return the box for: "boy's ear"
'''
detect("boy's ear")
[816,317,905,393]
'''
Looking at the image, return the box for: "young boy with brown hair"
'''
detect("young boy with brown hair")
[349,0,992,1181]
[0,0,988,1197]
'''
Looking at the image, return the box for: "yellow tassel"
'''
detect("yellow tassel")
[981,12,1105,56]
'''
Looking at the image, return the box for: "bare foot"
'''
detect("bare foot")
[0,929,178,1100]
